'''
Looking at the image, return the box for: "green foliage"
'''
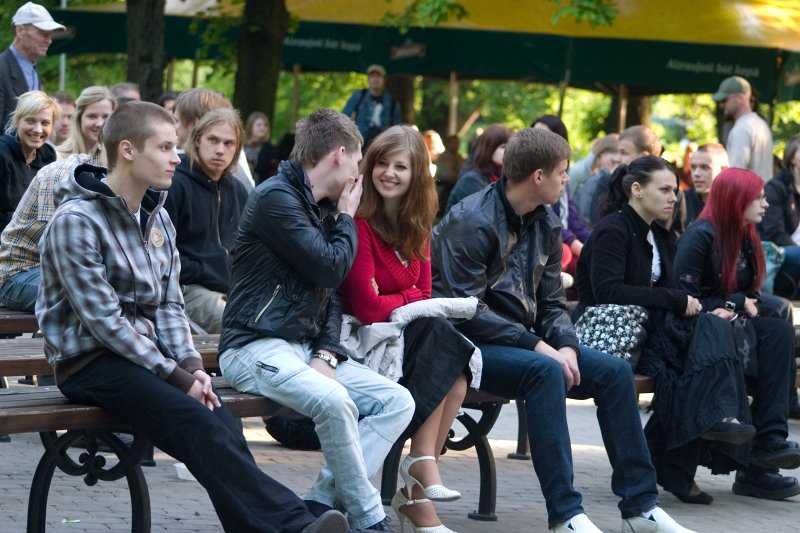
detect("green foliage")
[650,93,717,162]
[550,0,617,28]
[772,101,800,157]
[381,0,467,33]
[272,70,364,138]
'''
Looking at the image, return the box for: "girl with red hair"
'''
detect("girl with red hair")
[675,167,800,501]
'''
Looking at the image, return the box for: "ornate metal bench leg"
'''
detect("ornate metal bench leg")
[380,437,407,505]
[447,402,503,521]
[469,432,498,521]
[507,399,530,460]
[28,430,151,533]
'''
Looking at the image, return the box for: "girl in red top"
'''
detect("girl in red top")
[340,126,473,533]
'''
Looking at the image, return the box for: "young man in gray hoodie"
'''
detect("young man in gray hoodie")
[36,101,347,533]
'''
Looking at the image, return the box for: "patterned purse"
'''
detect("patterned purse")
[575,304,649,367]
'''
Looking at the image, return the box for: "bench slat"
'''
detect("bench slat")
[0,378,288,435]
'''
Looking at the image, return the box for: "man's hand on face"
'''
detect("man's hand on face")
[337,174,363,218]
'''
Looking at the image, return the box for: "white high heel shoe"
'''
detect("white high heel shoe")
[390,489,457,533]
[400,455,461,502]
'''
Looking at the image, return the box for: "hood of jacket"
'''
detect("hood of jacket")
[54,162,167,215]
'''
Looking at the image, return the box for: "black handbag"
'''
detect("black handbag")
[575,304,649,367]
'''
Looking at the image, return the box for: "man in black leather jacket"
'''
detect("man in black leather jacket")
[218,109,413,532]
[431,128,696,533]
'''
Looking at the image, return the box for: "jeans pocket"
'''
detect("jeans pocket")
[254,359,305,387]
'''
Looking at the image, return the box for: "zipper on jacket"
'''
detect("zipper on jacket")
[254,284,281,323]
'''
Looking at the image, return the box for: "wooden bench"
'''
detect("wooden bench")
[0,335,509,528]
[0,377,292,533]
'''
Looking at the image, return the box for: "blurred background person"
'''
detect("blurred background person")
[55,86,116,166]
[445,124,512,213]
[48,91,73,147]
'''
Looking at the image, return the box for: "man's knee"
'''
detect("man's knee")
[315,385,359,422]
[387,386,415,422]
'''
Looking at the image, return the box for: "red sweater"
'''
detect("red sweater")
[340,218,431,324]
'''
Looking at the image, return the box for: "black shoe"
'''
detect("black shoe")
[304,499,335,518]
[301,510,348,533]
[750,436,800,469]
[0,434,9,443]
[669,483,714,505]
[700,418,756,445]
[732,470,800,500]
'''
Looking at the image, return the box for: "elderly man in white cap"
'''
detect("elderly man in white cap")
[712,75,774,181]
[0,2,65,124]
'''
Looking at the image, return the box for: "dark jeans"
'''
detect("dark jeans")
[748,316,795,441]
[59,353,316,533]
[476,344,658,528]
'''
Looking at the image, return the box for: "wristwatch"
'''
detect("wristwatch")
[724,301,736,313]
[313,351,338,369]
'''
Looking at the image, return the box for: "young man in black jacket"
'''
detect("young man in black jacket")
[431,128,697,533]
[219,109,414,532]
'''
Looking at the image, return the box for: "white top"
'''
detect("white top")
[726,112,774,181]
[647,229,661,284]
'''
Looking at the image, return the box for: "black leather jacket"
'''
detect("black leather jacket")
[759,168,800,247]
[431,177,579,353]
[219,160,357,358]
[674,219,759,313]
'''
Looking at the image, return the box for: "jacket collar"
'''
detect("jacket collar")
[493,175,549,234]
[620,203,652,242]
[177,154,227,191]
[280,159,337,218]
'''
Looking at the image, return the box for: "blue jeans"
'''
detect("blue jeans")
[219,337,414,529]
[0,267,40,311]
[476,344,658,528]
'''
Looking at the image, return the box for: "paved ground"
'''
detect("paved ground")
[1,389,798,532]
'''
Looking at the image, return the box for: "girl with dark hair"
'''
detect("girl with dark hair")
[531,114,569,143]
[444,124,512,213]
[675,168,800,502]
[575,157,766,505]
[339,126,475,533]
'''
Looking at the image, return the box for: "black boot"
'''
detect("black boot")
[749,435,800,469]
[733,468,800,500]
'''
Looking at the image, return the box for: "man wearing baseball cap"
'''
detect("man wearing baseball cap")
[712,75,774,181]
[342,64,401,151]
[1,2,65,124]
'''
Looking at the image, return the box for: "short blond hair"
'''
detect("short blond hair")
[5,90,61,134]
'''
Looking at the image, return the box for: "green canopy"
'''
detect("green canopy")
[48,1,800,101]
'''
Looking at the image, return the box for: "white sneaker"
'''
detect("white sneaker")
[622,507,698,533]
[550,513,604,532]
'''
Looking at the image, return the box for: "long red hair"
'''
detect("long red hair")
[697,168,765,294]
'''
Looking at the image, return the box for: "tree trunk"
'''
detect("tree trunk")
[417,78,449,134]
[386,75,415,125]
[126,0,166,102]
[234,0,289,122]
[605,93,651,132]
